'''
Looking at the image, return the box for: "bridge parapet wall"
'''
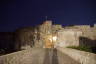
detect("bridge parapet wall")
[57,47,96,64]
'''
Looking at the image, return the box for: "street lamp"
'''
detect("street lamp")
[52,36,57,42]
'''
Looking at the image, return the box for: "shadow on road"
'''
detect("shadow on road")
[43,48,58,64]
[52,48,59,64]
[43,48,81,64]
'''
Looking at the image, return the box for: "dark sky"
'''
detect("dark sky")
[0,0,96,32]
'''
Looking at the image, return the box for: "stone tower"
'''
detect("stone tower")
[38,20,53,48]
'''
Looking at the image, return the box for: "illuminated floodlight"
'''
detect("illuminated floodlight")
[52,36,57,42]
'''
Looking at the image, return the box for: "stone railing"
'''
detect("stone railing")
[0,48,45,64]
[56,47,96,64]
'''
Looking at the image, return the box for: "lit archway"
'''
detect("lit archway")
[44,35,57,48]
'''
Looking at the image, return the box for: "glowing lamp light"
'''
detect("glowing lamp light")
[48,35,57,42]
[52,36,57,42]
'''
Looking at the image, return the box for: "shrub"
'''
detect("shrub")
[67,46,92,53]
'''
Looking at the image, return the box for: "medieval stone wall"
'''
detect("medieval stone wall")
[56,29,82,47]
[64,25,96,47]
[0,21,96,52]
[14,27,35,50]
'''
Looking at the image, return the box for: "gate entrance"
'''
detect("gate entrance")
[44,35,57,48]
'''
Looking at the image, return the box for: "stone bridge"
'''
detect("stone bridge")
[0,47,96,64]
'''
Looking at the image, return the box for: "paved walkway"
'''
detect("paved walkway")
[43,48,80,64]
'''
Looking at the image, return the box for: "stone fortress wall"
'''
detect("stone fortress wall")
[62,25,96,47]
[56,29,82,47]
[0,21,96,51]
[0,21,96,64]
[40,21,96,48]
[16,21,96,48]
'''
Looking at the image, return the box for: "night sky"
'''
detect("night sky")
[0,0,96,32]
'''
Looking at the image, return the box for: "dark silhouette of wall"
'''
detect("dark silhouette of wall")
[79,37,96,47]
[0,32,15,54]
[14,27,37,51]
[79,37,96,53]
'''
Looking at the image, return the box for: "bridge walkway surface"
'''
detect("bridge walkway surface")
[43,48,80,64]
[0,48,80,64]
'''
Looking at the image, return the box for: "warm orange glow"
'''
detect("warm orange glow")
[44,35,57,48]
[52,36,57,42]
